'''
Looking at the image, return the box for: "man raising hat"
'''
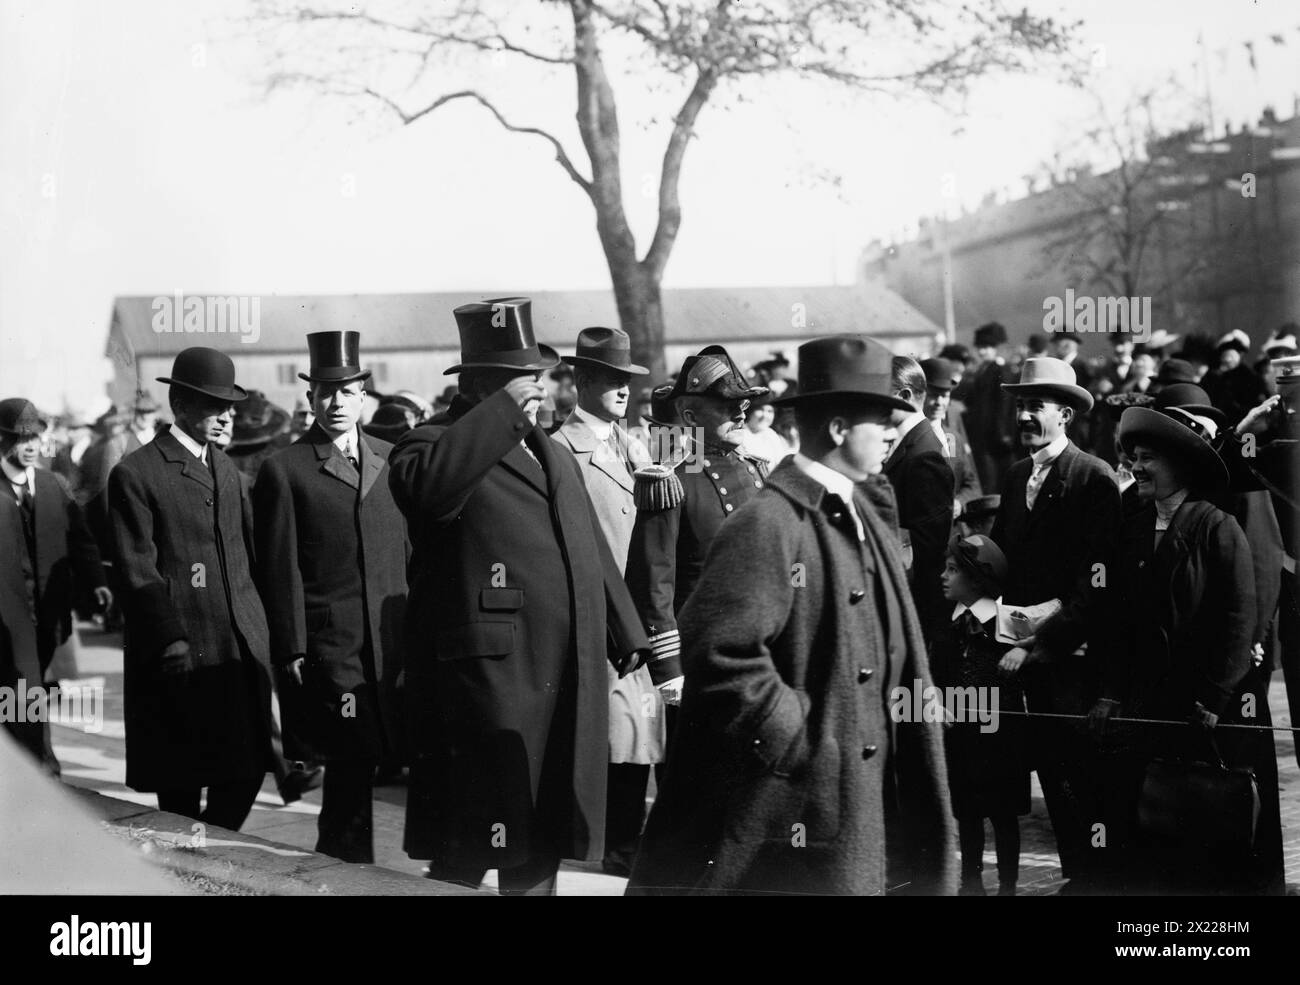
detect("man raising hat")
[990,355,1121,893]
[108,347,274,830]
[252,331,409,862]
[389,297,649,894]
[628,335,955,895]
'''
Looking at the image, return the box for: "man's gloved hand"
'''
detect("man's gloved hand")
[159,639,192,676]
[657,676,684,707]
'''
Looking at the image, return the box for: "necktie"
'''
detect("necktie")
[606,428,632,476]
[1025,460,1049,510]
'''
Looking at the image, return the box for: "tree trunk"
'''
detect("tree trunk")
[604,258,668,383]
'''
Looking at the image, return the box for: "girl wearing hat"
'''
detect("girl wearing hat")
[1088,405,1285,894]
[931,534,1029,896]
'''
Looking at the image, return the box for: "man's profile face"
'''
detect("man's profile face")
[310,381,366,438]
[683,395,748,447]
[975,345,997,363]
[177,395,235,446]
[1015,396,1069,449]
[828,406,897,480]
[577,366,632,423]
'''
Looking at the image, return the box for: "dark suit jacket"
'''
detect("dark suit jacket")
[253,424,409,763]
[884,419,954,638]
[991,440,1120,704]
[0,494,41,759]
[108,431,273,791]
[388,391,649,868]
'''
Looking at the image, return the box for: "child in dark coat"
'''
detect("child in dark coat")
[930,534,1030,895]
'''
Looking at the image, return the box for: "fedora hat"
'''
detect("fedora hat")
[948,533,1007,596]
[919,357,960,392]
[773,335,913,412]
[230,390,290,448]
[362,402,412,443]
[958,494,1001,522]
[299,331,371,384]
[1119,406,1228,489]
[157,347,247,402]
[561,326,648,376]
[445,297,559,375]
[0,398,46,439]
[667,345,768,402]
[973,322,1007,348]
[1001,357,1093,412]
[1154,358,1198,385]
[1152,382,1225,428]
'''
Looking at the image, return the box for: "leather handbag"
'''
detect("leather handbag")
[1136,734,1260,858]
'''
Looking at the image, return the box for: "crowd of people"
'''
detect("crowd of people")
[1,301,1296,896]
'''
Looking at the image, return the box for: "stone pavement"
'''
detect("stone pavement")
[41,622,1300,896]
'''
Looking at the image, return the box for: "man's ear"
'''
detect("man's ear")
[1060,405,1075,426]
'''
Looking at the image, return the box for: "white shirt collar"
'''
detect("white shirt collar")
[1,458,35,489]
[894,410,925,442]
[331,427,359,457]
[571,404,614,442]
[793,453,864,540]
[168,423,207,464]
[1030,433,1069,469]
[952,596,999,624]
[134,427,155,445]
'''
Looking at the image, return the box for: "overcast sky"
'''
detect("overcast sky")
[2,0,1297,413]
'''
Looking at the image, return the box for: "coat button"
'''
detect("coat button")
[857,667,873,683]
[205,497,214,507]
[755,480,763,488]
[747,465,755,474]
[849,589,866,604]
[719,487,727,494]
[711,473,720,480]
[752,738,762,747]
[725,503,734,512]
[862,745,878,760]
[703,459,711,468]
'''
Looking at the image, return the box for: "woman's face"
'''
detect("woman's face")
[940,557,980,604]
[1129,443,1185,501]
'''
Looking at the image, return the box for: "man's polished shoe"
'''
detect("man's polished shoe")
[278,763,324,805]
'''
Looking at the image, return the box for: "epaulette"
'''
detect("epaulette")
[633,464,685,512]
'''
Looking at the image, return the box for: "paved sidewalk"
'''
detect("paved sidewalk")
[45,622,1299,896]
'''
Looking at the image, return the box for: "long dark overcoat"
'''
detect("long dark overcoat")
[108,431,273,791]
[253,424,409,764]
[28,469,105,667]
[627,461,956,896]
[0,493,42,759]
[883,420,954,638]
[388,391,649,870]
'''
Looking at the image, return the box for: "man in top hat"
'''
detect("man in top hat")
[388,298,649,894]
[253,331,409,863]
[628,335,955,896]
[551,326,670,876]
[965,322,1017,492]
[990,356,1120,892]
[883,356,955,642]
[625,345,771,705]
[107,347,274,830]
[919,357,981,512]
[0,398,110,772]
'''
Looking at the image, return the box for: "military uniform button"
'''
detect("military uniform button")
[857,667,873,683]
[747,465,756,474]
[752,738,762,747]
[703,459,711,467]
[755,480,763,488]
[725,503,734,512]
[711,472,720,479]
[862,745,878,760]
[849,589,866,604]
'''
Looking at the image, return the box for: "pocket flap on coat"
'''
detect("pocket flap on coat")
[479,588,524,612]
[434,620,514,658]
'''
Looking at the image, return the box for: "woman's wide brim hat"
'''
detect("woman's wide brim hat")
[1119,406,1228,489]
[1152,382,1225,428]
[230,391,290,447]
[1001,357,1094,412]
[445,297,559,375]
[772,335,912,412]
[561,326,648,376]
[157,347,248,402]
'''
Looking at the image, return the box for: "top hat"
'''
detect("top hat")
[1155,358,1198,385]
[1152,382,1225,428]
[157,347,248,402]
[561,326,648,376]
[773,336,913,412]
[445,297,559,376]
[1001,357,1093,412]
[1119,406,1228,489]
[299,331,371,384]
[948,533,1008,595]
[973,322,1007,348]
[0,398,46,439]
[920,357,960,393]
[958,494,1001,522]
[230,390,290,448]
[1216,329,1251,354]
[668,345,768,402]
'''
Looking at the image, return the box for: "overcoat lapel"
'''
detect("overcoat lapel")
[154,430,214,492]
[560,418,634,494]
[358,434,385,500]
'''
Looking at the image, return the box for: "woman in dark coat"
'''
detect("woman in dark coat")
[1089,405,1285,895]
[930,534,1029,895]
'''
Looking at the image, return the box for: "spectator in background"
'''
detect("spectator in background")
[226,390,291,485]
[965,322,1016,493]
[289,396,314,438]
[920,357,980,514]
[956,494,999,539]
[1203,330,1269,428]
[739,393,793,467]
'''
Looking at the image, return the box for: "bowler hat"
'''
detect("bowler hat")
[1119,406,1228,489]
[948,533,1007,596]
[958,494,1001,523]
[668,345,768,402]
[562,326,648,376]
[445,297,559,375]
[920,357,960,392]
[157,347,248,402]
[299,331,371,384]
[1152,383,1225,428]
[230,390,290,448]
[973,322,1007,348]
[0,398,46,439]
[1001,357,1093,412]
[773,335,913,412]
[1154,358,1198,385]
